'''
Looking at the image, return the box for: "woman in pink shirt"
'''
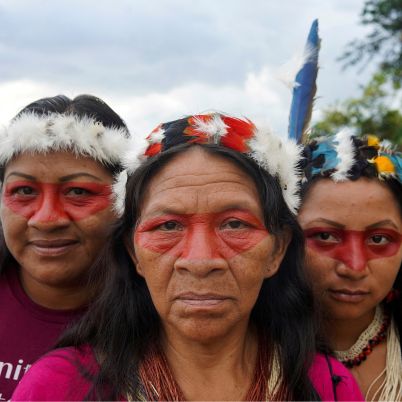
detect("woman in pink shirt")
[298,132,402,400]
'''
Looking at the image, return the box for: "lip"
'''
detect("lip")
[29,239,79,257]
[328,288,369,303]
[175,293,231,307]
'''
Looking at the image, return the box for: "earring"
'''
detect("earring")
[385,289,400,303]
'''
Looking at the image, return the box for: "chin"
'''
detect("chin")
[175,318,238,344]
[22,263,87,287]
[324,304,373,323]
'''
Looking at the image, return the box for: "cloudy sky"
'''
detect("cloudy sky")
[0,0,374,137]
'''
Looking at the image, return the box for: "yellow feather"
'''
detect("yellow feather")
[374,155,395,174]
[367,134,380,149]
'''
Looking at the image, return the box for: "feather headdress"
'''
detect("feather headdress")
[123,113,302,213]
[301,132,402,184]
[0,112,131,214]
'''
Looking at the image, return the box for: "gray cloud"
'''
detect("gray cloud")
[0,0,368,95]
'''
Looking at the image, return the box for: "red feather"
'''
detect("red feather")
[145,143,162,157]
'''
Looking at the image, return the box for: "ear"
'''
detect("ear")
[123,231,143,277]
[263,227,292,279]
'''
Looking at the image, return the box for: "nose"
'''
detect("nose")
[28,186,70,229]
[336,235,368,276]
[174,226,228,277]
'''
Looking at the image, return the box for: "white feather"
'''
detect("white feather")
[122,134,149,175]
[112,170,127,217]
[148,126,165,144]
[277,43,317,90]
[248,125,301,213]
[331,129,355,182]
[192,114,228,143]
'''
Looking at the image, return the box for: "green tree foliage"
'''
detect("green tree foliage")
[340,0,402,88]
[313,72,402,145]
[314,0,402,147]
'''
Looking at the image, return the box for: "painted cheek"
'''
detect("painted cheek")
[135,229,184,255]
[366,229,402,258]
[3,182,45,220]
[60,182,112,220]
[218,228,269,258]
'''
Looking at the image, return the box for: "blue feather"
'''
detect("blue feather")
[311,140,339,175]
[288,19,320,143]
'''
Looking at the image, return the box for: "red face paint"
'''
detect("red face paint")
[304,227,402,271]
[135,209,269,259]
[3,181,112,222]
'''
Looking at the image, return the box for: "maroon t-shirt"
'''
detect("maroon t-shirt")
[0,267,85,401]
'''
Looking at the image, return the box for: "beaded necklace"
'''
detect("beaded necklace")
[334,306,390,368]
[334,305,402,401]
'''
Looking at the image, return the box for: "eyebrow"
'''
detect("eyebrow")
[59,173,102,182]
[5,172,36,181]
[6,171,102,182]
[305,218,400,231]
[304,218,345,229]
[143,202,258,217]
[366,220,399,230]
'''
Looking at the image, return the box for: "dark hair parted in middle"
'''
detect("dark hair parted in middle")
[59,141,320,401]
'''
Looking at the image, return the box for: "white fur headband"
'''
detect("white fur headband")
[0,112,130,167]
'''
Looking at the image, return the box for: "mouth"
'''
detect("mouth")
[328,288,369,303]
[29,239,79,257]
[175,293,231,307]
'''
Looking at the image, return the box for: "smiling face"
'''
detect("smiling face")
[130,147,288,343]
[298,178,402,324]
[0,151,116,306]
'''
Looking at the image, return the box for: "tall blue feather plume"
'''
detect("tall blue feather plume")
[288,19,320,143]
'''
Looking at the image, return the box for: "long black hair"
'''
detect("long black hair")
[59,143,320,400]
[0,94,128,273]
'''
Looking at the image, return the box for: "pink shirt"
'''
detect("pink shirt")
[12,346,364,401]
[0,268,84,401]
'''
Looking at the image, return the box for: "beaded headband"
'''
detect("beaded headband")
[120,113,302,214]
[301,130,402,183]
[0,112,131,213]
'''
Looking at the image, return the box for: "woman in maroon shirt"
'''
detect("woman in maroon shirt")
[0,94,130,399]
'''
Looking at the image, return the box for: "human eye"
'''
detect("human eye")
[367,234,391,246]
[65,187,92,196]
[221,219,250,230]
[6,184,38,197]
[14,186,36,195]
[157,220,183,231]
[304,228,340,243]
[314,232,338,242]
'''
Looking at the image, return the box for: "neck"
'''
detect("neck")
[19,269,89,310]
[326,308,377,351]
[162,323,258,400]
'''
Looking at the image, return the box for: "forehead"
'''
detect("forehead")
[140,147,261,215]
[3,151,112,181]
[299,178,402,228]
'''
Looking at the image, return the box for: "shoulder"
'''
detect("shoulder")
[309,353,364,401]
[12,346,98,401]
